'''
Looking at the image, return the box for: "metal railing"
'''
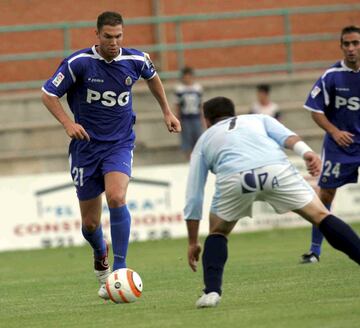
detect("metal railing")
[0,3,359,91]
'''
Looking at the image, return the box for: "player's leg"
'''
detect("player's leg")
[294,195,360,265]
[80,196,107,267]
[196,172,253,308]
[302,188,337,263]
[261,162,359,264]
[80,196,111,299]
[104,171,131,270]
[301,157,359,263]
[69,140,111,298]
[196,213,237,308]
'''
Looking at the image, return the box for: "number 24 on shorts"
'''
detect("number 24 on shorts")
[323,161,341,178]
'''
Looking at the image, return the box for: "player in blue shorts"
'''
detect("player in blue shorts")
[41,11,180,299]
[185,97,360,308]
[300,25,360,264]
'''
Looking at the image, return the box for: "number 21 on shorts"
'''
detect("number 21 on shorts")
[72,166,84,186]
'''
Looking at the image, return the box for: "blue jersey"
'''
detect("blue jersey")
[42,45,156,144]
[184,114,296,220]
[304,60,360,162]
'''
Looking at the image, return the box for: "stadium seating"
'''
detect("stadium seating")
[0,71,324,175]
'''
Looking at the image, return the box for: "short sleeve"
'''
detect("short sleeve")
[263,115,296,147]
[140,53,157,80]
[42,59,77,98]
[304,77,327,113]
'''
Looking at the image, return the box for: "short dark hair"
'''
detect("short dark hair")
[203,97,235,125]
[181,66,194,77]
[256,84,270,93]
[340,25,360,43]
[97,11,123,31]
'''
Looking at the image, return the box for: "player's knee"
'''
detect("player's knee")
[319,188,336,204]
[106,192,126,208]
[82,220,99,232]
[312,209,330,227]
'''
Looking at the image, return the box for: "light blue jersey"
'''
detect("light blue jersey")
[184,114,296,220]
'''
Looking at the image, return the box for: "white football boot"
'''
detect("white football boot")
[195,292,221,308]
[95,267,111,300]
[94,240,111,300]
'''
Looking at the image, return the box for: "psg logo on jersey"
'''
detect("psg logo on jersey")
[125,76,133,86]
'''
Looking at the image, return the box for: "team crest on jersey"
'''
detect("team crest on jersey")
[125,76,133,86]
[311,86,321,99]
[52,72,65,87]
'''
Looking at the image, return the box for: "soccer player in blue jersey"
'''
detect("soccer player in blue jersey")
[300,25,360,264]
[41,11,181,299]
[185,97,360,308]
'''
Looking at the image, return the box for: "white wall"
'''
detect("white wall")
[1,158,359,251]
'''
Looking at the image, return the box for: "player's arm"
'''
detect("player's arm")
[305,77,354,147]
[186,220,201,272]
[284,135,321,177]
[263,115,321,176]
[41,92,90,141]
[311,111,354,147]
[184,141,208,272]
[146,75,181,133]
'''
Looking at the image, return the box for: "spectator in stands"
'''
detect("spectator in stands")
[174,67,204,160]
[249,84,281,120]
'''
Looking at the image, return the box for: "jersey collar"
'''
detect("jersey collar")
[341,60,360,73]
[92,45,122,63]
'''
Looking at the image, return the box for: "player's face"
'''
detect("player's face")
[96,24,124,60]
[340,32,360,67]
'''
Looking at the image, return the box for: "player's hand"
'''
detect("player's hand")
[63,121,90,141]
[331,130,354,147]
[164,112,181,133]
[188,242,201,272]
[303,151,322,177]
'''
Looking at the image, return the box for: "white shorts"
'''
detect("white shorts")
[211,163,315,222]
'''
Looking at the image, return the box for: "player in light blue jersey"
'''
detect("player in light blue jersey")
[185,97,360,308]
[300,25,360,264]
[41,11,181,300]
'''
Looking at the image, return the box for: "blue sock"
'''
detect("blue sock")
[110,205,131,270]
[202,234,228,295]
[319,214,360,265]
[310,203,331,256]
[81,225,106,259]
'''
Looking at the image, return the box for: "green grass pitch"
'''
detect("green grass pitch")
[1,224,359,328]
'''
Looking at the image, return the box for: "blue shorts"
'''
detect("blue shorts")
[69,139,134,201]
[318,151,360,188]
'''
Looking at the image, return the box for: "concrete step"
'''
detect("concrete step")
[0,143,185,176]
[0,72,324,175]
[0,122,69,152]
[0,100,323,152]
[0,72,320,124]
